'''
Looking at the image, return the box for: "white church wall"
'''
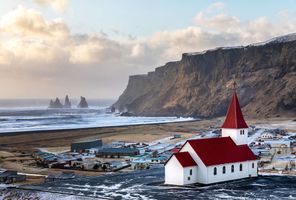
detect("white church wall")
[165,156,184,185]
[222,128,248,145]
[180,142,208,184]
[206,160,257,184]
[247,160,258,177]
[183,166,198,185]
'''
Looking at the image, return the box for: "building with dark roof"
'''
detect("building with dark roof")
[71,139,102,152]
[96,147,139,158]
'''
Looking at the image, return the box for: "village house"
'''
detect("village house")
[165,89,258,185]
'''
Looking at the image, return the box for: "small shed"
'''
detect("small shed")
[71,139,102,152]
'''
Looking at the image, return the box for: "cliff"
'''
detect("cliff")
[113,34,296,118]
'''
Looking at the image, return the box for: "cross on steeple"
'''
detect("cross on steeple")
[233,80,237,91]
[232,74,237,91]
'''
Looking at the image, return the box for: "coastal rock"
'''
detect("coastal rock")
[77,96,89,108]
[113,33,296,118]
[64,95,71,108]
[119,112,134,116]
[49,98,63,109]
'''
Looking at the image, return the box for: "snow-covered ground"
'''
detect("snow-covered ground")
[248,128,266,145]
[3,167,296,200]
[256,120,296,130]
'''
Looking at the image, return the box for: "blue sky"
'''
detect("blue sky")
[0,0,295,98]
[1,0,296,37]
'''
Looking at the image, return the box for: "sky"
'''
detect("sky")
[0,0,296,99]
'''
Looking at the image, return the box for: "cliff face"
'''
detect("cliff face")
[113,36,296,118]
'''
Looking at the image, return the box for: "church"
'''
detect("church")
[164,89,258,185]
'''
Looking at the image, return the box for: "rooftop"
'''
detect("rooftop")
[173,152,197,167]
[187,137,257,166]
[221,91,248,129]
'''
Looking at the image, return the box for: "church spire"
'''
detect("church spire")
[221,82,248,129]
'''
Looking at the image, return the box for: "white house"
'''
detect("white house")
[165,90,258,185]
[260,132,275,140]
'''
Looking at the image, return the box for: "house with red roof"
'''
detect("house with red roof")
[164,89,258,185]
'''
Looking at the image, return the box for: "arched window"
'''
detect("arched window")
[190,169,192,175]
[231,165,234,173]
[214,167,217,175]
[252,163,255,168]
[223,166,226,174]
[240,164,243,171]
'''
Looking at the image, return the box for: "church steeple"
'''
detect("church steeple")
[221,81,249,145]
[221,90,248,129]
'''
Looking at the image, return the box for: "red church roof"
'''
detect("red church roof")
[221,91,248,129]
[187,137,256,166]
[167,152,197,167]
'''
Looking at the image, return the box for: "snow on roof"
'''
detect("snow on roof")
[221,91,248,129]
[187,137,257,166]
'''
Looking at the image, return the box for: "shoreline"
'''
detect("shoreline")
[0,118,200,137]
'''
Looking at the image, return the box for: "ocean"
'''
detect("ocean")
[0,99,194,133]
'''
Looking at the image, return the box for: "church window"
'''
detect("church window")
[240,164,243,171]
[231,165,234,173]
[252,163,255,168]
[223,166,226,174]
[190,169,192,175]
[214,167,217,175]
[188,177,190,181]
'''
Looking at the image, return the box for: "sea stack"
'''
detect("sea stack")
[49,100,54,108]
[49,97,63,108]
[64,95,71,108]
[77,96,89,108]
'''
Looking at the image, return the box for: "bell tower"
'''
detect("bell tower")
[221,81,248,145]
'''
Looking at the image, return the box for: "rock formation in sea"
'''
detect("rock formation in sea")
[77,96,89,108]
[64,95,71,108]
[49,100,54,108]
[113,33,296,118]
[48,98,64,109]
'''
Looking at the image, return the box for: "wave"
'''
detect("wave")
[0,108,196,133]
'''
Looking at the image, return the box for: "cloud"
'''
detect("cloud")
[69,36,124,64]
[0,5,296,98]
[207,2,225,12]
[0,5,69,38]
[194,12,240,32]
[33,0,68,11]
